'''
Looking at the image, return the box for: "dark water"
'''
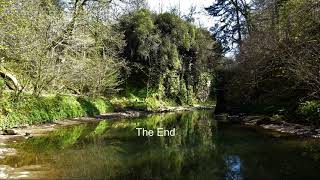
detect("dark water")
[1,110,320,179]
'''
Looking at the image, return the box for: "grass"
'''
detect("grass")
[0,87,215,129]
[110,86,216,112]
[0,94,114,129]
[110,93,178,112]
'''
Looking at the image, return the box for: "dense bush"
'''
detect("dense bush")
[214,0,320,115]
[110,92,177,112]
[0,3,220,129]
[120,9,220,105]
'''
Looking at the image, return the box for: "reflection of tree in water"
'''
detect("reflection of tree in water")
[92,110,222,179]
[122,110,220,179]
[160,110,215,148]
[5,110,320,179]
[5,110,228,179]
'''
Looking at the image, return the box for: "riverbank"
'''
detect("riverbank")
[241,115,320,138]
[0,93,215,129]
[1,110,320,180]
[0,105,215,143]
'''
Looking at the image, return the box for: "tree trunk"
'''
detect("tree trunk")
[0,70,20,91]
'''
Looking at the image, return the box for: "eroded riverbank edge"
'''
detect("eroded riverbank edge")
[222,115,320,138]
[0,105,215,144]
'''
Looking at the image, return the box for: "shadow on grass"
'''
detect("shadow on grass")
[77,97,100,116]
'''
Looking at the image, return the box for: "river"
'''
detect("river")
[0,110,320,179]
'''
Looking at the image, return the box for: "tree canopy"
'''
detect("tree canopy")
[205,0,252,52]
[0,1,221,105]
[210,0,320,114]
[120,9,221,103]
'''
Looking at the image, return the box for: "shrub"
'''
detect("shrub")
[297,101,320,124]
[0,94,114,129]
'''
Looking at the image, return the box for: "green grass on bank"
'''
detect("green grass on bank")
[0,89,215,129]
[110,95,177,112]
[110,93,215,112]
[111,87,215,112]
[0,94,114,129]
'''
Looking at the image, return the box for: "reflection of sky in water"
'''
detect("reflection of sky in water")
[0,165,40,179]
[0,147,47,179]
[225,155,243,180]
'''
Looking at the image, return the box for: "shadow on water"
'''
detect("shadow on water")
[1,110,320,179]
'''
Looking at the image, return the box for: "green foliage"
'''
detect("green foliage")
[145,96,163,111]
[1,0,124,96]
[77,97,114,116]
[110,94,168,112]
[215,0,320,116]
[280,0,320,41]
[166,70,180,98]
[196,72,213,102]
[156,12,195,50]
[110,95,147,111]
[297,101,320,124]
[0,94,114,129]
[0,77,5,94]
[179,81,189,104]
[120,9,219,105]
[17,124,92,152]
[0,4,219,130]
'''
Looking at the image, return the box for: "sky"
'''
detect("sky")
[146,0,216,29]
[59,0,216,29]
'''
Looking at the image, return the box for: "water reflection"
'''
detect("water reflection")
[0,164,50,179]
[0,110,320,179]
[225,155,242,180]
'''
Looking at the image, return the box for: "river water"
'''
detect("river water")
[0,110,320,179]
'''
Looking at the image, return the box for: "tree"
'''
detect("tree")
[1,0,67,96]
[1,0,125,96]
[280,0,320,99]
[183,6,197,23]
[205,0,252,52]
[120,9,221,103]
[216,0,320,113]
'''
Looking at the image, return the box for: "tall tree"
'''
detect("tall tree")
[205,0,251,52]
[0,0,125,96]
[120,9,220,103]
